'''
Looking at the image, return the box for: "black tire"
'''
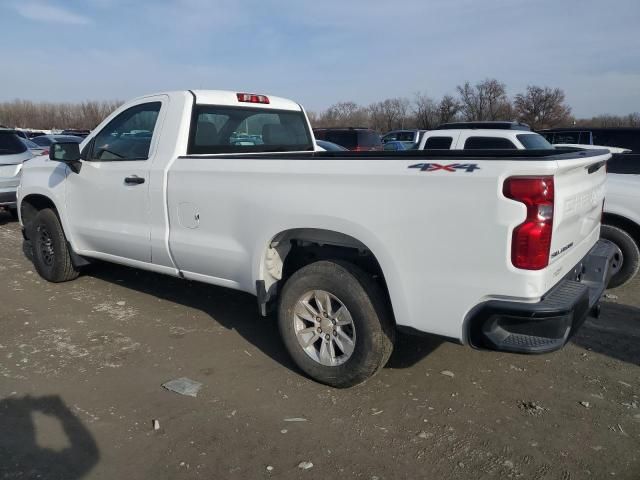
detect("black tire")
[31,208,80,282]
[8,207,19,221]
[601,224,640,288]
[278,260,395,388]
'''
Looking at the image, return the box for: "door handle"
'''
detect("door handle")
[124,175,145,185]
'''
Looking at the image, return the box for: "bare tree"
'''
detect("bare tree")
[575,112,640,128]
[514,86,571,129]
[316,101,369,128]
[456,79,512,121]
[412,92,439,129]
[369,98,411,132]
[438,95,461,124]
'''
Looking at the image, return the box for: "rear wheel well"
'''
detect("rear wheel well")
[262,229,393,320]
[602,213,640,247]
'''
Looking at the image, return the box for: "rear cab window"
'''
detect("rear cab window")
[189,106,313,154]
[0,132,28,155]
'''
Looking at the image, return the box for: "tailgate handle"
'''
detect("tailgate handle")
[586,161,605,174]
[124,175,145,185]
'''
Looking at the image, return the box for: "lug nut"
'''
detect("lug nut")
[331,319,336,325]
[332,329,337,336]
[317,327,322,333]
[325,334,330,341]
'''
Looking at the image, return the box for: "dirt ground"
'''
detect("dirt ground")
[0,210,638,480]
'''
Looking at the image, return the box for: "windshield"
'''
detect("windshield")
[189,106,313,154]
[517,133,554,149]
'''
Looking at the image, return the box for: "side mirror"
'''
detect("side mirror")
[49,142,81,173]
[49,142,81,162]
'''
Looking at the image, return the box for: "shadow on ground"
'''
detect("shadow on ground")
[0,210,16,226]
[84,260,441,377]
[572,302,640,366]
[0,395,99,480]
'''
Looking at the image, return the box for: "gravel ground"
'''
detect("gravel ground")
[0,211,638,479]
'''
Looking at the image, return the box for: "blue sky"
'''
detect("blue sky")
[1,0,639,117]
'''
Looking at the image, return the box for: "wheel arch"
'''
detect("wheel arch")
[602,213,640,248]
[20,193,61,232]
[254,227,400,322]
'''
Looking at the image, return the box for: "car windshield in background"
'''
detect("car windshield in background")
[0,132,28,155]
[517,134,553,149]
[189,106,312,154]
[358,130,382,147]
[32,135,83,147]
[394,132,416,142]
[319,131,357,149]
[316,140,348,151]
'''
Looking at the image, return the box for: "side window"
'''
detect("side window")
[424,136,453,149]
[90,102,161,161]
[463,136,517,149]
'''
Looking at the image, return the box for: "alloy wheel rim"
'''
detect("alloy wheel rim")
[38,226,55,266]
[293,290,356,366]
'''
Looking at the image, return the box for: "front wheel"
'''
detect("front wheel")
[278,260,395,388]
[31,208,80,282]
[601,224,640,288]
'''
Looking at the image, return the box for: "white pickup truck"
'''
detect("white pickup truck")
[17,91,621,387]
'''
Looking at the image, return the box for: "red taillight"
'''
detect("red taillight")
[236,93,270,104]
[503,176,554,270]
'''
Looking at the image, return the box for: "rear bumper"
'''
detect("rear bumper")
[466,239,622,353]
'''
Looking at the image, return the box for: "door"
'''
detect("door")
[65,100,164,262]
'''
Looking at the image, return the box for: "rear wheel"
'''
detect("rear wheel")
[278,260,394,388]
[601,224,639,288]
[31,208,80,282]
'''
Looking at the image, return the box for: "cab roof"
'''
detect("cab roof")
[130,90,303,112]
[191,90,302,111]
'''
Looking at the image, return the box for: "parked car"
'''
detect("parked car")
[26,131,47,139]
[383,140,415,151]
[20,137,48,156]
[18,90,619,387]
[316,140,348,151]
[539,127,640,153]
[381,129,427,146]
[31,135,84,147]
[602,154,640,287]
[61,129,91,138]
[13,130,30,140]
[417,122,553,150]
[313,128,383,151]
[0,129,33,219]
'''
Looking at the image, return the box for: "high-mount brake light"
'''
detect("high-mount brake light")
[236,93,270,104]
[503,176,555,270]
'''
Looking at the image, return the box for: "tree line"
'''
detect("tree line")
[0,78,639,132]
[309,78,640,132]
[0,99,123,131]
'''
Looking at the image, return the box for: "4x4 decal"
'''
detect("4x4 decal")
[409,163,480,172]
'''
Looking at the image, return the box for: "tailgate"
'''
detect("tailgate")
[550,150,609,265]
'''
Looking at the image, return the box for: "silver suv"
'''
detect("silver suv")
[0,130,33,219]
